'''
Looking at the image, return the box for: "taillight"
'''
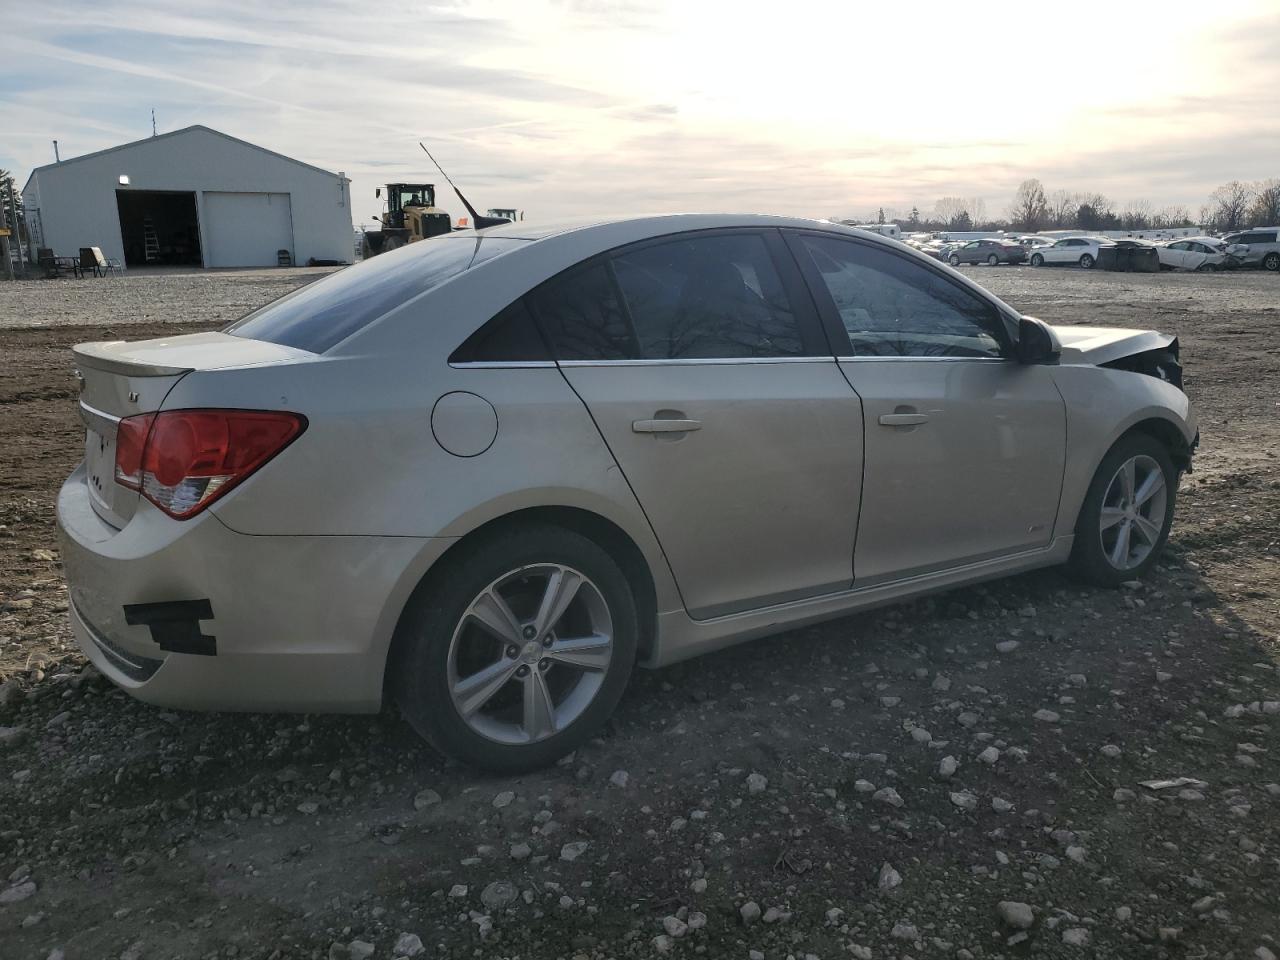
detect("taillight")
[113,409,306,519]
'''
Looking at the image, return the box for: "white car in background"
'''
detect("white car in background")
[1028,236,1114,269]
[1155,237,1232,272]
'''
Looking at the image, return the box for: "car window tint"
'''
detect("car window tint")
[449,298,549,363]
[227,236,527,353]
[798,235,1004,359]
[531,262,635,361]
[610,233,806,359]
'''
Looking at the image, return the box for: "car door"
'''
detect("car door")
[1045,239,1070,263]
[962,241,980,264]
[1164,241,1190,268]
[533,229,865,620]
[785,231,1067,584]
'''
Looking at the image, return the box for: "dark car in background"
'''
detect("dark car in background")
[948,238,1026,266]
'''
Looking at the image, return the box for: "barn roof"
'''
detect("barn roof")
[27,125,347,182]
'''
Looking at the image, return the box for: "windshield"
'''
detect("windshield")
[227,235,528,353]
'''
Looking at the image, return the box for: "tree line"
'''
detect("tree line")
[851,177,1280,234]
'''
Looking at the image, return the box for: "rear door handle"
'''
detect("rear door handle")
[632,418,702,434]
[878,413,929,426]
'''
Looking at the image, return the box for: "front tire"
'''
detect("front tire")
[1030,253,1044,267]
[987,253,1000,266]
[949,254,961,266]
[1263,251,1280,271]
[392,525,638,773]
[1197,262,1218,272]
[1079,253,1095,269]
[1067,433,1177,587]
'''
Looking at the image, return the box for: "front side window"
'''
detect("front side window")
[797,234,1005,359]
[610,233,806,359]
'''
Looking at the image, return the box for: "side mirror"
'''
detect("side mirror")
[375,188,381,198]
[1015,316,1060,365]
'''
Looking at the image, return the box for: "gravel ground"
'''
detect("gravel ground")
[0,265,1277,960]
[0,266,339,330]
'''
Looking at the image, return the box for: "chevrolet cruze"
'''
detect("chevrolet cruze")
[58,215,1197,771]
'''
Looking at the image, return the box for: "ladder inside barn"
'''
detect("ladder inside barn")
[143,218,159,263]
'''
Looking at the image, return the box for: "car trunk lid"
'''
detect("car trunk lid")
[73,333,314,529]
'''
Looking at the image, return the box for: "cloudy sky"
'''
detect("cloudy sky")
[2,1,1278,226]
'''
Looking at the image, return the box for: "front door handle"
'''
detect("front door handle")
[878,413,929,426]
[632,418,702,434]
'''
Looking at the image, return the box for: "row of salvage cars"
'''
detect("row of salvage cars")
[907,227,1280,272]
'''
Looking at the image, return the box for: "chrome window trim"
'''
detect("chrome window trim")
[836,356,1008,363]
[448,361,558,369]
[557,356,836,367]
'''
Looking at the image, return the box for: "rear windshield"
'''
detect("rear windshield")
[227,235,527,352]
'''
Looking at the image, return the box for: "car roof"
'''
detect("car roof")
[454,213,877,243]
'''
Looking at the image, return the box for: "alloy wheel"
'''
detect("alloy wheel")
[1098,454,1168,571]
[446,564,613,744]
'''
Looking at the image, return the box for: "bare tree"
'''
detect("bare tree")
[1120,199,1153,231]
[934,197,969,228]
[968,198,987,228]
[1248,178,1280,226]
[1047,190,1078,228]
[1208,180,1255,232]
[1152,205,1192,228]
[1008,179,1049,231]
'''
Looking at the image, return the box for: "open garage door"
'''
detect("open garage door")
[116,191,202,267]
[202,192,294,268]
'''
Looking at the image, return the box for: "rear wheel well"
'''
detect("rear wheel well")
[386,507,658,687]
[1124,418,1193,471]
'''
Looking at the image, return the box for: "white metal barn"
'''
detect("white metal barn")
[22,126,352,269]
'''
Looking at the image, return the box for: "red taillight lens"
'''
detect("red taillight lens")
[113,413,155,491]
[113,409,306,519]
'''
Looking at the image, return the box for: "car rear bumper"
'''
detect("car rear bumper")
[57,463,442,713]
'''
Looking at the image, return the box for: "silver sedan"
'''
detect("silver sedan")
[58,215,1198,771]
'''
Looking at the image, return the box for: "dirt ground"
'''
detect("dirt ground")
[0,265,1277,960]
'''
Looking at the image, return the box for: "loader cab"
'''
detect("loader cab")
[384,183,437,229]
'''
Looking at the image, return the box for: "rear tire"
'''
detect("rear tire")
[1067,433,1178,587]
[1030,253,1044,267]
[1079,253,1095,269]
[392,524,638,773]
[1263,252,1280,271]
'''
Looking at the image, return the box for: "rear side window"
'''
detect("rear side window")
[227,236,526,352]
[449,299,549,363]
[531,263,635,361]
[610,233,806,359]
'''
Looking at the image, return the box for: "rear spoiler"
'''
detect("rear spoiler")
[72,341,195,378]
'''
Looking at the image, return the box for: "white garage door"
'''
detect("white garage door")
[202,192,294,268]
